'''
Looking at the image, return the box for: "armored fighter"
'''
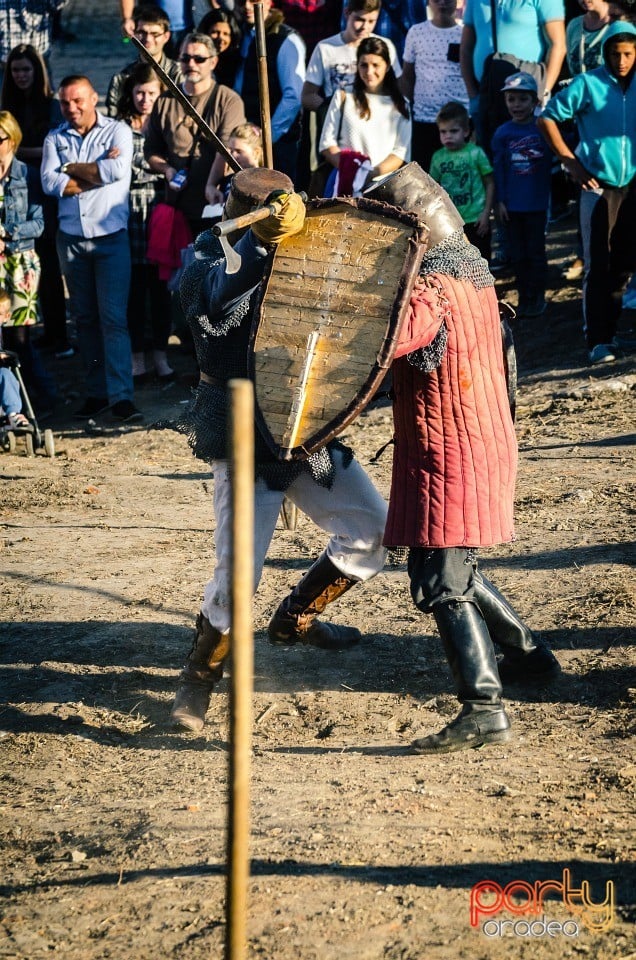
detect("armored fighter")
[366,164,560,754]
[170,167,389,732]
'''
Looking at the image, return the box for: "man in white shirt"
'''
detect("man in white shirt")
[41,75,141,422]
[400,0,468,171]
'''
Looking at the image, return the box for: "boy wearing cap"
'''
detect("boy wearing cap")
[491,72,553,318]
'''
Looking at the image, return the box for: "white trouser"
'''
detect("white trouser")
[201,448,388,631]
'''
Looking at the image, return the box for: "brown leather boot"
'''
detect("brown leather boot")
[170,614,230,732]
[268,553,361,650]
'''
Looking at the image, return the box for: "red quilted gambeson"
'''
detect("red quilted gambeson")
[384,273,518,548]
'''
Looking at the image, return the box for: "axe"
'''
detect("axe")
[130,35,242,173]
[211,191,307,273]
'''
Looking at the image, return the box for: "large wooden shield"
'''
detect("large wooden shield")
[249,197,428,461]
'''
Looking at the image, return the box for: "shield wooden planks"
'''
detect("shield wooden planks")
[249,198,427,461]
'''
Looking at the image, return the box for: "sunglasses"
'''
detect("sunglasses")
[180,54,213,64]
[0,135,10,144]
[134,29,166,39]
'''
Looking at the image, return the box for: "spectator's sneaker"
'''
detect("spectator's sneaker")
[589,344,616,365]
[54,345,75,359]
[74,397,109,419]
[111,400,143,423]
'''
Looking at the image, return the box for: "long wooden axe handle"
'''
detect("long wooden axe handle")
[254,1,274,169]
[212,199,284,238]
[130,36,242,173]
[213,191,307,237]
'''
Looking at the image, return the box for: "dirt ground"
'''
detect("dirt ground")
[1,209,635,959]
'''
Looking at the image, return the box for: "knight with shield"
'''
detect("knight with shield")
[170,168,393,732]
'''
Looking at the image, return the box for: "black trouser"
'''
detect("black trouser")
[408,547,478,612]
[35,233,68,349]
[507,210,547,303]
[127,263,172,354]
[581,178,636,349]
[464,222,492,261]
[411,121,441,173]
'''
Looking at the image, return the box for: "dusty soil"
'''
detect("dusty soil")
[1,214,635,960]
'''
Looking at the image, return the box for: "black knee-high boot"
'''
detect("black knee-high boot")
[411,600,512,754]
[473,572,560,683]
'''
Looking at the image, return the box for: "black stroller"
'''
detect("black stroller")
[0,348,55,457]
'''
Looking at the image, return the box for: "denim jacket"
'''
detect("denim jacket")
[1,159,44,254]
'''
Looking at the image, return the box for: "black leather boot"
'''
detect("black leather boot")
[268,553,361,650]
[411,600,512,754]
[473,572,560,684]
[170,614,230,732]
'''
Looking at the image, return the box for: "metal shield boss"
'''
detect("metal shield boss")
[249,197,428,461]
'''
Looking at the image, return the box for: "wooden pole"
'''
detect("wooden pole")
[225,379,254,960]
[254,1,274,169]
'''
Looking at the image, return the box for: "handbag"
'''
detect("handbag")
[478,0,546,152]
[307,91,346,198]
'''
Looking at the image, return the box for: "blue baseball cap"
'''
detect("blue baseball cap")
[501,72,538,94]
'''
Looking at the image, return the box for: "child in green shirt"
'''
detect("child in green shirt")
[429,101,494,260]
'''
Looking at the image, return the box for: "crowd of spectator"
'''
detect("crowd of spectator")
[0,0,635,431]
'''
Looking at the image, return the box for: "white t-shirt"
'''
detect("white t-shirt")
[306,32,402,100]
[403,21,468,123]
[318,90,411,167]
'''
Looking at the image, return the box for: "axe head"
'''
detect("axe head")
[217,234,242,274]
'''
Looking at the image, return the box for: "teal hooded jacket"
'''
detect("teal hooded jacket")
[541,20,636,188]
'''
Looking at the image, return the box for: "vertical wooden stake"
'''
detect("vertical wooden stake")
[226,379,254,960]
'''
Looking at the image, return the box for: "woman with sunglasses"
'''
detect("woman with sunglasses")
[1,44,69,358]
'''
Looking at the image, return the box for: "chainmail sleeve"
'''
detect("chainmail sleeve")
[405,232,494,371]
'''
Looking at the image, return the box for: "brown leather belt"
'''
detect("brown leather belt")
[199,372,227,388]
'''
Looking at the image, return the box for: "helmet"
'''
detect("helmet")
[224,167,294,221]
[365,162,464,249]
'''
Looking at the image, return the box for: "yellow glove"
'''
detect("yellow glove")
[252,192,306,245]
